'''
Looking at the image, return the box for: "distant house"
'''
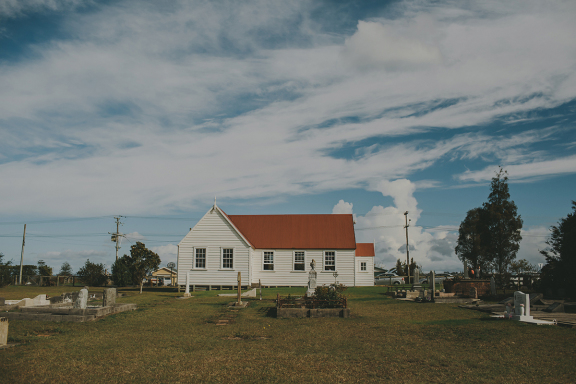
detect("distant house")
[150,267,177,286]
[176,203,375,288]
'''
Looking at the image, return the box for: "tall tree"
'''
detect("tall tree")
[59,262,73,276]
[455,207,489,273]
[0,252,12,287]
[37,260,53,277]
[540,201,576,298]
[111,255,133,287]
[126,242,161,294]
[482,168,523,275]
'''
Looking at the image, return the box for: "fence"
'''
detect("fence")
[10,275,83,287]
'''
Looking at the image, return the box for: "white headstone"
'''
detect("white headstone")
[512,291,532,321]
[307,266,317,297]
[430,271,436,298]
[73,288,88,309]
[32,294,50,306]
[183,272,191,297]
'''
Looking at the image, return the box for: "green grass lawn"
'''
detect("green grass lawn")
[1,286,575,383]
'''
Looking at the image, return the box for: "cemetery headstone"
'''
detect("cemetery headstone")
[0,297,5,306]
[307,259,317,296]
[73,288,88,309]
[0,317,7,346]
[103,288,117,307]
[183,272,191,297]
[490,276,496,296]
[469,287,478,299]
[237,272,242,305]
[512,291,532,321]
[414,268,420,283]
[430,271,436,301]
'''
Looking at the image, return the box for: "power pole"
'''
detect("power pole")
[404,211,410,285]
[109,216,124,262]
[19,224,26,285]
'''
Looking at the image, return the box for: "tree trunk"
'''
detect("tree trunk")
[140,282,143,294]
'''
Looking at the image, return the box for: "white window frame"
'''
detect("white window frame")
[323,250,336,272]
[263,250,274,271]
[221,247,234,270]
[293,251,306,271]
[360,261,367,272]
[194,247,207,269]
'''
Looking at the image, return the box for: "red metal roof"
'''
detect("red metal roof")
[355,243,375,257]
[225,214,356,249]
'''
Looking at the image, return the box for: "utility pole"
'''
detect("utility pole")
[404,211,410,285]
[109,216,124,262]
[19,224,26,285]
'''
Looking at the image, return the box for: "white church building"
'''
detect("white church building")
[177,203,375,288]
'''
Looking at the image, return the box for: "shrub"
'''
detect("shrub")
[77,259,107,287]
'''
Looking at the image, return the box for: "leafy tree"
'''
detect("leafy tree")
[77,259,107,287]
[37,260,53,277]
[509,259,536,275]
[0,252,12,287]
[482,168,523,275]
[126,242,161,294]
[456,207,491,274]
[455,168,522,279]
[111,255,133,287]
[59,262,73,276]
[540,201,576,299]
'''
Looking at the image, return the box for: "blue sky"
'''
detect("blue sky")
[1,0,575,273]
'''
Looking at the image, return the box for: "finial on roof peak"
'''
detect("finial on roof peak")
[214,196,217,207]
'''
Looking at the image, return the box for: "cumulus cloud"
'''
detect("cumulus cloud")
[345,178,462,272]
[332,200,353,214]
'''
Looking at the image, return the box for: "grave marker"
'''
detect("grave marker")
[307,259,317,296]
[103,288,116,307]
[73,288,88,309]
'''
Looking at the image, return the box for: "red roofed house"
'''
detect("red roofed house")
[177,203,375,288]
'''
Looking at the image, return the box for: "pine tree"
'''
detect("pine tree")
[59,262,73,276]
[455,207,490,273]
[482,168,523,275]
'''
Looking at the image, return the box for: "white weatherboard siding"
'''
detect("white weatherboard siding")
[177,208,250,286]
[252,249,356,287]
[355,257,375,286]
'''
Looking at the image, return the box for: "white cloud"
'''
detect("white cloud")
[0,0,84,17]
[341,20,442,71]
[150,244,178,266]
[123,232,146,243]
[36,249,110,272]
[457,155,576,183]
[346,178,462,272]
[517,226,550,267]
[0,0,574,219]
[332,200,353,214]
